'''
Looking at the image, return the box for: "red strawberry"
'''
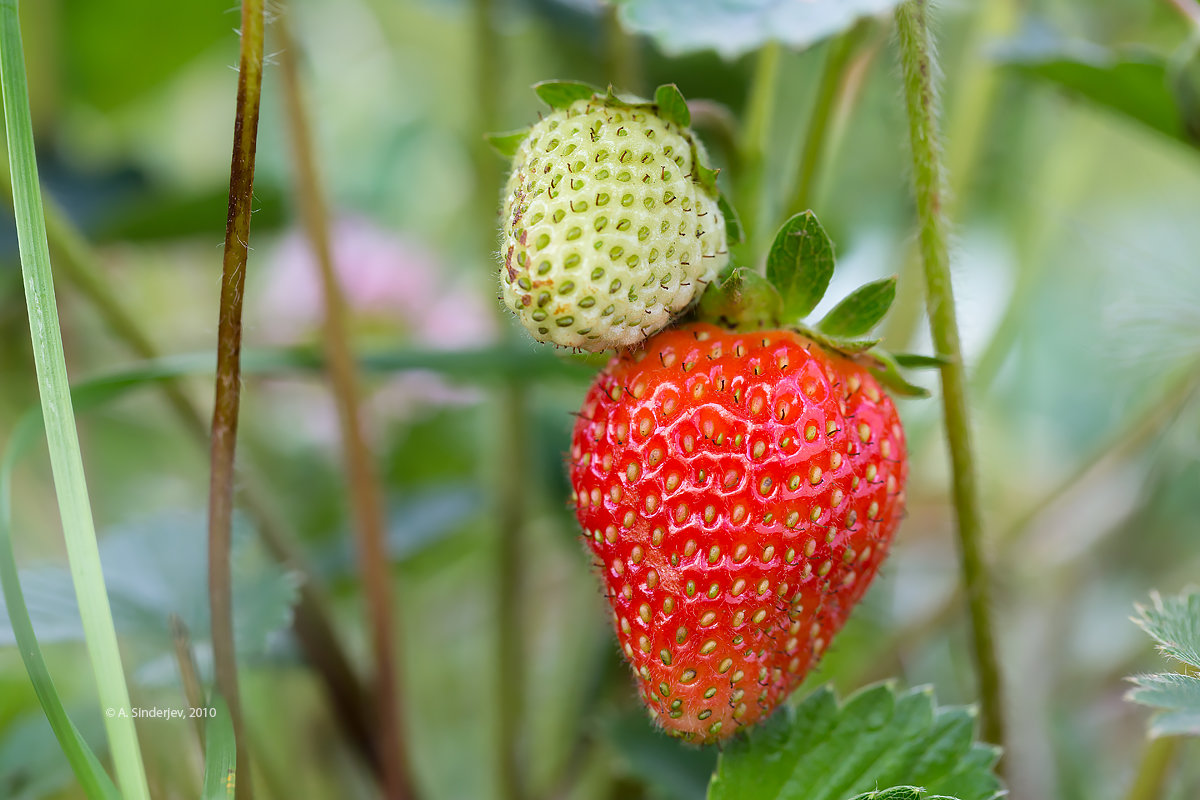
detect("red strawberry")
[569,322,907,743]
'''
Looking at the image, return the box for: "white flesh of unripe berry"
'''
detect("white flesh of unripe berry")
[500,98,728,350]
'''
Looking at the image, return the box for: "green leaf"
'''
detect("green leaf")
[201,696,236,800]
[708,684,1002,800]
[850,789,935,800]
[0,511,300,664]
[533,80,600,109]
[1132,590,1200,669]
[613,0,905,59]
[865,351,931,399]
[997,35,1185,143]
[817,277,898,338]
[892,353,949,369]
[1127,673,1200,737]
[697,267,783,330]
[484,128,530,159]
[694,159,720,193]
[654,83,691,128]
[767,212,836,322]
[717,194,744,245]
[1126,589,1200,738]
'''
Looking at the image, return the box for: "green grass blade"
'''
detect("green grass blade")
[202,696,237,800]
[0,419,121,800]
[0,2,149,797]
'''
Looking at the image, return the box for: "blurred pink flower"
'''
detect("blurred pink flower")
[258,216,497,347]
[254,217,497,440]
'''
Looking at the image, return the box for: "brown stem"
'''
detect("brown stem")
[275,9,416,799]
[207,0,265,795]
[169,615,208,750]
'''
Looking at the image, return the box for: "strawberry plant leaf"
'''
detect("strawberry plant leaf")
[817,277,898,338]
[484,128,530,158]
[767,212,836,322]
[613,0,905,59]
[997,35,1187,145]
[533,80,600,109]
[892,353,949,369]
[718,195,744,245]
[698,267,783,331]
[708,683,1003,800]
[654,83,691,128]
[1126,589,1200,737]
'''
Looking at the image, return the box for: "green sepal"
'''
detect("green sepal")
[795,324,880,356]
[817,276,898,338]
[484,128,531,158]
[1170,36,1200,144]
[697,267,782,331]
[694,159,720,193]
[654,83,691,128]
[718,194,744,245]
[892,352,949,369]
[533,79,601,109]
[767,212,836,322]
[861,350,931,398]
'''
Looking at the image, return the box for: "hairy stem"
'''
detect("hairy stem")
[276,10,417,798]
[0,2,149,797]
[1125,736,1180,800]
[786,26,865,218]
[895,0,1007,751]
[207,1,265,795]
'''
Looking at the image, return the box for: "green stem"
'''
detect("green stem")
[786,26,864,218]
[737,40,782,260]
[895,0,1007,752]
[208,0,265,796]
[0,3,150,798]
[276,10,417,799]
[603,2,641,94]
[1125,736,1180,800]
[473,1,530,797]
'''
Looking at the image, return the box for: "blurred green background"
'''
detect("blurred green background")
[1,0,1199,798]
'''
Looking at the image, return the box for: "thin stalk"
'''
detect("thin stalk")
[738,40,782,259]
[0,171,382,776]
[170,615,209,750]
[785,26,865,218]
[895,0,1007,752]
[603,2,641,94]
[207,0,266,795]
[0,3,150,798]
[276,10,416,799]
[473,1,529,798]
[1125,736,1180,800]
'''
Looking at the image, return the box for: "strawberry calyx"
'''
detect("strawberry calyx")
[692,210,936,398]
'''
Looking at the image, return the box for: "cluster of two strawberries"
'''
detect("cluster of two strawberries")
[496,83,910,744]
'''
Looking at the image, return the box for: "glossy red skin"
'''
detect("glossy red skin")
[569,323,907,743]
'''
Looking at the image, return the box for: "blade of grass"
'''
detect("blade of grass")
[208,0,266,796]
[276,8,416,798]
[0,2,150,797]
[203,696,237,800]
[895,0,1007,757]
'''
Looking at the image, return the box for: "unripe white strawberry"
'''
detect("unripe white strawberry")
[497,85,730,351]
